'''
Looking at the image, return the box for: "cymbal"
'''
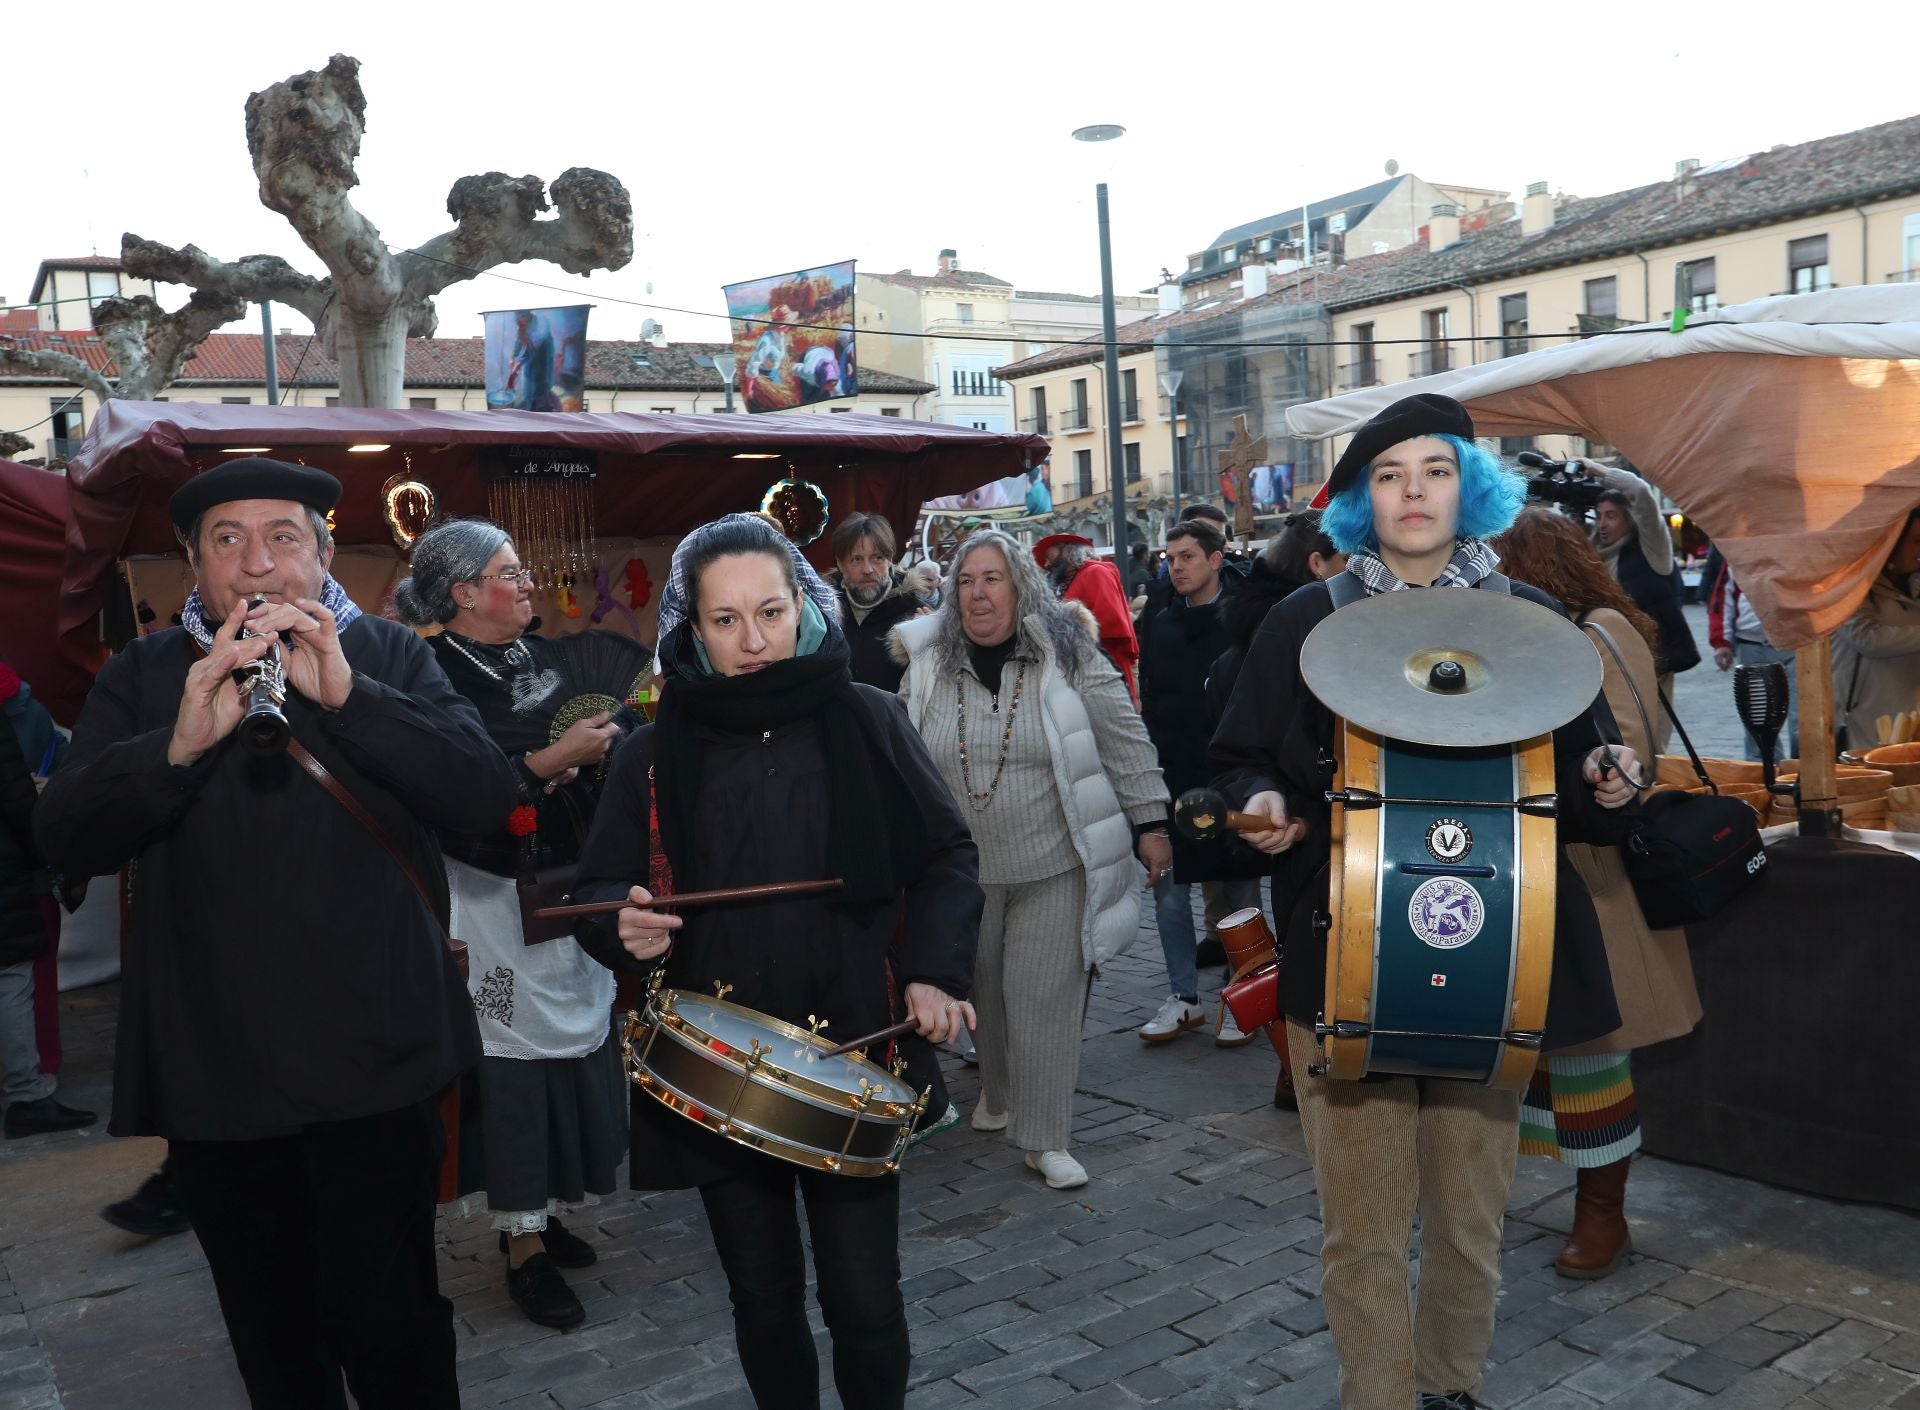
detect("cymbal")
[1300,588,1601,747]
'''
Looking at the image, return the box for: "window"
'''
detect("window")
[1583,277,1618,320]
[880,407,902,417]
[1350,322,1377,386]
[1499,293,1529,357]
[325,396,341,408]
[649,406,675,414]
[1499,435,1537,456]
[1123,442,1142,484]
[1788,235,1830,293]
[1175,434,1189,491]
[1680,258,1718,312]
[1218,246,1237,264]
[1073,449,1093,499]
[1121,368,1139,421]
[409,396,437,410]
[1419,308,1450,375]
[220,396,251,404]
[956,303,974,324]
[1028,386,1048,432]
[48,396,83,450]
[1903,213,1920,278]
[86,270,119,306]
[833,406,853,414]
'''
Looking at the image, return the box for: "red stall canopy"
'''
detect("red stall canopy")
[59,401,1050,640]
[0,460,102,726]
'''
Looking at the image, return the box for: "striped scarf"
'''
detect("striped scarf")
[1345,538,1502,595]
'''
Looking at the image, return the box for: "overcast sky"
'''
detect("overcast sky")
[9,0,1913,348]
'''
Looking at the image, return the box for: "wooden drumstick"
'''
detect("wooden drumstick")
[1173,788,1310,843]
[815,1017,923,1060]
[535,877,845,920]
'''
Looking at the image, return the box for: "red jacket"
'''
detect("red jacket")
[1065,558,1140,702]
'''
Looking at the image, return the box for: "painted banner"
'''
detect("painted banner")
[484,305,591,412]
[723,261,858,412]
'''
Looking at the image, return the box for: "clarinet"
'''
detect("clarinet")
[233,594,291,754]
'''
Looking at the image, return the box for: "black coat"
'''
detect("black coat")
[571,687,981,1190]
[1208,580,1626,1051]
[1140,575,1257,882]
[1205,559,1311,728]
[1617,538,1702,674]
[0,721,46,967]
[33,619,518,1140]
[829,566,937,693]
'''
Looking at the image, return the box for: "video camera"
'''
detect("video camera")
[1517,451,1607,512]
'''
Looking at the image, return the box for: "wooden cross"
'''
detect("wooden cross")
[1217,415,1268,544]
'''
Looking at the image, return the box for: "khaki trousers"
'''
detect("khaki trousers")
[1285,1021,1521,1408]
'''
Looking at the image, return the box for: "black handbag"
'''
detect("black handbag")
[1580,619,1769,928]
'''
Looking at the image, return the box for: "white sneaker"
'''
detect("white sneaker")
[1215,1003,1259,1048]
[1025,1149,1088,1189]
[1139,995,1206,1042]
[970,1104,1008,1132]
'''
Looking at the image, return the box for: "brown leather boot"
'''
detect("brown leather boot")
[1556,1158,1632,1279]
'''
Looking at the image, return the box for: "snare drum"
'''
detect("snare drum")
[622,985,927,1177]
[1320,718,1557,1089]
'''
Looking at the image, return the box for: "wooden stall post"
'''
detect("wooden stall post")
[1795,636,1844,836]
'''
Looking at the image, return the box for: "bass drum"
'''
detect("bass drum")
[1321,717,1557,1090]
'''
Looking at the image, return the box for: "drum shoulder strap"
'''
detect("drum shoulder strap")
[1325,571,1366,609]
[1481,571,1512,596]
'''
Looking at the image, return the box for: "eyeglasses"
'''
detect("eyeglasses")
[477,568,534,584]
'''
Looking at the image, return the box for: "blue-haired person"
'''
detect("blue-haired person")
[1208,395,1637,1410]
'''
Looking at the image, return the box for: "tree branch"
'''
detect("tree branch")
[400,167,633,300]
[243,54,399,306]
[92,291,250,401]
[120,234,332,325]
[0,344,116,402]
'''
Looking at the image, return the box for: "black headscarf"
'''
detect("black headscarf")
[651,622,931,911]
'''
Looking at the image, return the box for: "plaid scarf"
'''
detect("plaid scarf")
[180,575,362,650]
[1345,539,1502,595]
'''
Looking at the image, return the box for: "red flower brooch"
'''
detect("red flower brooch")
[505,805,540,838]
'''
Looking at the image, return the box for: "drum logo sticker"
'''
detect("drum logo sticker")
[1408,876,1485,949]
[1424,817,1473,863]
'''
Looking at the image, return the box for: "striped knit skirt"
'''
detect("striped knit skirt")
[1519,1052,1642,1168]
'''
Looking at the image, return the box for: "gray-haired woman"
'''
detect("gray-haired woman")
[393,519,633,1332]
[890,530,1169,1190]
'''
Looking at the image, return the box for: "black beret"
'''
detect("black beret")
[169,457,342,534]
[1315,393,1475,507]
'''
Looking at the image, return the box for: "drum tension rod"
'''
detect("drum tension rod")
[1324,788,1558,817]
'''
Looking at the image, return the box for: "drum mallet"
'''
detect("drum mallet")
[1173,787,1309,844]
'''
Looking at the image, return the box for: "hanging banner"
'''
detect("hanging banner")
[484,305,591,412]
[722,261,858,413]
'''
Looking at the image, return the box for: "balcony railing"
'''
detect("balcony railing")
[1021,412,1050,434]
[1120,398,1141,423]
[1409,348,1452,376]
[1059,406,1091,431]
[1886,270,1918,284]
[948,377,1007,398]
[1338,360,1381,390]
[45,436,83,461]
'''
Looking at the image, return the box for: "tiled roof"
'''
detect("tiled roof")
[0,309,40,333]
[0,331,933,395]
[1012,290,1104,304]
[1204,175,1406,250]
[863,268,1014,292]
[992,306,1195,379]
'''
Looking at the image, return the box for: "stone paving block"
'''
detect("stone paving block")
[1804,1362,1919,1410]
[1125,1222,1249,1273]
[1561,1332,1694,1401]
[923,1263,1057,1319]
[1194,1250,1315,1304]
[1211,1216,1321,1266]
[1510,1390,1604,1409]
[1257,1327,1337,1382]
[1664,1349,1750,1395]
[1775,1322,1898,1385]
[977,1377,1073,1410]
[1603,1378,1709,1408]
[1559,1294,1686,1354]
[1175,1282,1309,1346]
[1493,1272,1573,1320]
[1703,1368,1816,1408]
[1038,1229,1160,1278]
[1056,1327,1198,1392]
[1657,1273,1734,1308]
[1081,1288,1217,1348]
[1661,1288,1786,1346]
[1489,1298,1591,1364]
[461,1348,609,1406]
[906,1335,1011,1389]
[1160,1323,1289,1398]
[1020,1256,1158,1313]
[1547,1258,1686,1313]
[912,1297,1032,1355]
[901,1377,976,1410]
[1272,1297,1328,1337]
[954,1333,1107,1395]
[1888,1385,1920,1410]
[1118,1363,1191,1401]
[1874,1334,1920,1375]
[548,1346,711,1409]
[1710,1324,1801,1368]
[1247,1361,1339,1407]
[1479,1338,1599,1409]
[1104,1258,1233,1312]
[983,1293,1125,1354]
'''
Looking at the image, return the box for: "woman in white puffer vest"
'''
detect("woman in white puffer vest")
[891,529,1169,1191]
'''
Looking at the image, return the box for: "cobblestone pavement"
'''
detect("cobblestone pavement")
[2,605,1911,1410]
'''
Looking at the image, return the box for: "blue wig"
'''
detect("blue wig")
[1319,434,1527,554]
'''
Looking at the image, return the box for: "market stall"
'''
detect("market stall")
[1284,284,1920,1208]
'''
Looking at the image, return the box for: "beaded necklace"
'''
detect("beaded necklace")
[954,660,1027,810]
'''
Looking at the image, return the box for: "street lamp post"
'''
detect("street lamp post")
[1158,368,1184,520]
[712,351,738,413]
[1073,123,1130,557]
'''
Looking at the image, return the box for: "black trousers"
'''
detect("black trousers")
[699,1164,908,1410]
[171,1102,458,1410]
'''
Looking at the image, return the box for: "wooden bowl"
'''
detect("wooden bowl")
[1860,743,1920,788]
[1656,756,1765,788]
[1774,766,1893,800]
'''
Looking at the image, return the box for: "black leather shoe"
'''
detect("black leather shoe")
[507,1253,585,1330]
[5,1097,96,1139]
[1420,1394,1479,1409]
[498,1217,597,1269]
[102,1169,192,1238]
[1195,937,1227,969]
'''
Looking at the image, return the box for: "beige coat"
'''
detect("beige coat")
[1560,607,1703,1055]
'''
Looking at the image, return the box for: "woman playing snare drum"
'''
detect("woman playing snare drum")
[1210,395,1635,1410]
[571,514,982,1410]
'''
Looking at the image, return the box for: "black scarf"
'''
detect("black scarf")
[652,628,930,910]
